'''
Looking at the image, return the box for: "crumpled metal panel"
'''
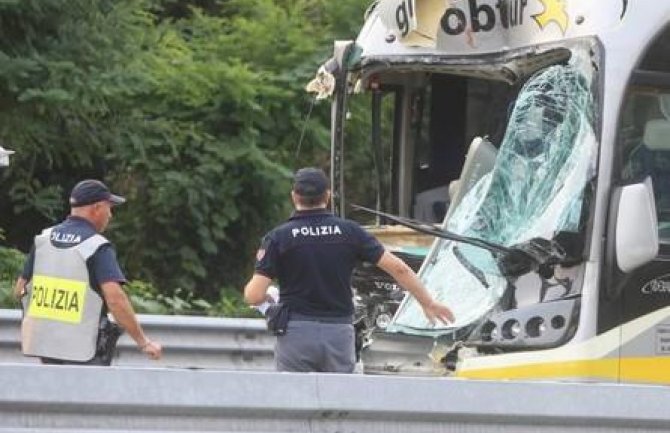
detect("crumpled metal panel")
[390,53,598,335]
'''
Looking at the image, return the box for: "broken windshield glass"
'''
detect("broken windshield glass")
[389,50,598,335]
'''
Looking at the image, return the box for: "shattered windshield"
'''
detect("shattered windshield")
[389,51,598,335]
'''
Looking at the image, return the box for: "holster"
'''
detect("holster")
[96,317,124,365]
[265,303,290,336]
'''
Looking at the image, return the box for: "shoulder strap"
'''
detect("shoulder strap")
[75,234,110,260]
[33,227,53,249]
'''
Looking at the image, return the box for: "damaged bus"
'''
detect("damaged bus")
[309,0,670,383]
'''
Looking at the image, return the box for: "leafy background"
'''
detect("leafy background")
[0,0,370,315]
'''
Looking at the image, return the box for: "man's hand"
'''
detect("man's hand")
[376,251,455,326]
[421,300,455,326]
[13,277,27,301]
[140,340,162,360]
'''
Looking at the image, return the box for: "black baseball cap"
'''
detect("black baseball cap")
[292,167,329,197]
[69,179,126,207]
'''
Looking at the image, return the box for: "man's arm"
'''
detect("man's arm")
[100,281,162,360]
[376,251,455,325]
[15,245,35,300]
[243,274,273,306]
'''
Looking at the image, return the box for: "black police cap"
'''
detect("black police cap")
[69,179,126,208]
[292,167,329,197]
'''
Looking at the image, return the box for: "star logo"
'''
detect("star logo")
[532,0,569,35]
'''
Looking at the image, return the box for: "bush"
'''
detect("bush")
[0,0,372,303]
[125,279,257,317]
[0,247,256,317]
[0,246,26,308]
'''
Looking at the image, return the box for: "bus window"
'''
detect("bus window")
[618,91,670,241]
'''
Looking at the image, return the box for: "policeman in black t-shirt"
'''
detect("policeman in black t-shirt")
[244,167,454,373]
[14,179,162,365]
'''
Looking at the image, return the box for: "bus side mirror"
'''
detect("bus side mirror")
[615,177,659,273]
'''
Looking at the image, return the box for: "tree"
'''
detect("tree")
[0,0,370,300]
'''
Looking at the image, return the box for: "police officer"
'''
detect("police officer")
[14,179,162,365]
[244,167,454,373]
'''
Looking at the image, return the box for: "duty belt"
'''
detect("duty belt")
[289,312,353,324]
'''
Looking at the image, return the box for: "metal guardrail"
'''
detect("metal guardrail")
[2,364,670,432]
[0,309,275,370]
[4,309,670,432]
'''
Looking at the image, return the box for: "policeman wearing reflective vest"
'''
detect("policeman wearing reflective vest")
[14,179,162,364]
[244,167,455,373]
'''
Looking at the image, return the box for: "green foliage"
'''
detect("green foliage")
[211,287,258,318]
[125,279,215,315]
[0,0,372,309]
[0,246,25,308]
[124,279,257,317]
[0,280,15,309]
[0,245,24,282]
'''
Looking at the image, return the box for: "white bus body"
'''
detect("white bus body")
[320,0,670,383]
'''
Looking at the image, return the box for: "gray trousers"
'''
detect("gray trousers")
[275,320,355,373]
[40,355,110,366]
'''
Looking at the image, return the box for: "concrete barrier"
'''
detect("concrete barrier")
[1,364,670,432]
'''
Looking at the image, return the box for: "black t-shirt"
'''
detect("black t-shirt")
[254,209,384,317]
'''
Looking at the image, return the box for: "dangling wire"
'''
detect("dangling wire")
[294,95,318,164]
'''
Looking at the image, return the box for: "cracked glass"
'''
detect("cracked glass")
[389,51,598,335]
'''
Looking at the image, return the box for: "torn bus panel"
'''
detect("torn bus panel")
[389,57,598,335]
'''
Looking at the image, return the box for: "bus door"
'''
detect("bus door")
[604,26,670,384]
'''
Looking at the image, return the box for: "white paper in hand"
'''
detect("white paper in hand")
[254,285,280,315]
